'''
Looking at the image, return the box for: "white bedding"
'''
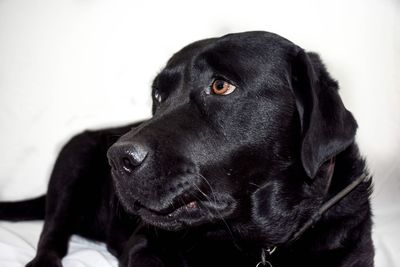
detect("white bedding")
[0,221,118,267]
[0,209,399,267]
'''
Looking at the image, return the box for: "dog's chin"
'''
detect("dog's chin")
[116,190,237,231]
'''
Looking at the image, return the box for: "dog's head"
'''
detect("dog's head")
[107,31,357,244]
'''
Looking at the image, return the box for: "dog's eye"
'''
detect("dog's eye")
[211,79,236,95]
[153,90,162,103]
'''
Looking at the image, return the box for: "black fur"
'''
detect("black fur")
[0,31,374,267]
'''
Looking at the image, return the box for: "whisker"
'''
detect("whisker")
[198,173,218,204]
[178,195,188,212]
[169,199,176,213]
[248,182,261,189]
[193,175,240,249]
[190,185,214,215]
[191,183,211,202]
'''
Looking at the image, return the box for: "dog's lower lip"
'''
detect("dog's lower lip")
[135,196,235,231]
[166,201,198,217]
[135,200,202,229]
[162,200,199,217]
[134,199,200,217]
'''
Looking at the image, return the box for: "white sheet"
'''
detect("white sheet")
[0,221,118,267]
[1,213,399,267]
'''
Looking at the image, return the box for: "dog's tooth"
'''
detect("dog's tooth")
[186,201,197,209]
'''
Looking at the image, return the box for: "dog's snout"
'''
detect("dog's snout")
[107,142,148,174]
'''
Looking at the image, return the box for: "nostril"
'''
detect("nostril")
[122,156,136,174]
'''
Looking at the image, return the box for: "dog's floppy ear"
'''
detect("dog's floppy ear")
[290,49,357,179]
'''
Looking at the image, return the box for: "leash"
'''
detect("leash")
[255,157,370,266]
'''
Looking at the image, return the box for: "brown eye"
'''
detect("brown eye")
[211,79,236,95]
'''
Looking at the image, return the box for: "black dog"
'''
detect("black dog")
[0,31,374,267]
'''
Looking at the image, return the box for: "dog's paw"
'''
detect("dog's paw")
[26,253,63,267]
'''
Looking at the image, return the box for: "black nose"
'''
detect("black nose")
[107,142,148,174]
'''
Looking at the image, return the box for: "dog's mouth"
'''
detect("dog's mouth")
[132,192,236,231]
[111,168,238,230]
[133,192,202,216]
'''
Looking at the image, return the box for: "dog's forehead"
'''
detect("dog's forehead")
[213,31,296,57]
[157,32,299,91]
[165,38,216,69]
[166,31,297,70]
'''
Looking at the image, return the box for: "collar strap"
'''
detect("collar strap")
[288,159,369,244]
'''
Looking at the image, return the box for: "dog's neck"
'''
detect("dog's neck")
[257,165,369,267]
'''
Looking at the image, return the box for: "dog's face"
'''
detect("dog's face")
[107,31,357,244]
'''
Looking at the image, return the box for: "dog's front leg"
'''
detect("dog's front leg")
[26,131,119,267]
[25,202,78,265]
[119,234,167,267]
[119,227,185,267]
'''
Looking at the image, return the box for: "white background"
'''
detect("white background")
[0,0,399,266]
